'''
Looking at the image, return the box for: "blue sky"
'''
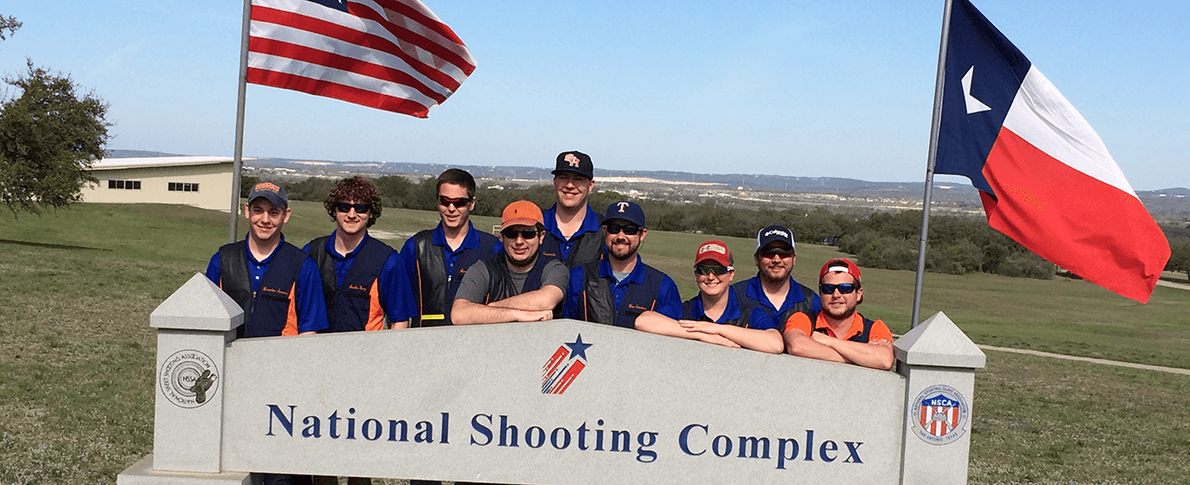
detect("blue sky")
[2,0,1186,190]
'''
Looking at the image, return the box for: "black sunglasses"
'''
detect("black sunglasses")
[820,283,858,295]
[501,227,540,240]
[438,196,472,208]
[334,202,371,214]
[604,222,641,235]
[695,264,733,276]
[759,247,794,258]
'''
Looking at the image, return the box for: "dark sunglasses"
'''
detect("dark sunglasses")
[759,247,794,258]
[695,265,733,276]
[604,222,641,235]
[501,227,540,240]
[438,196,472,208]
[334,202,371,214]
[820,283,858,295]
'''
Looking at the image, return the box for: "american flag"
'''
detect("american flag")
[247,0,476,118]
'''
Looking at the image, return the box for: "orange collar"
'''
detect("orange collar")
[813,313,865,340]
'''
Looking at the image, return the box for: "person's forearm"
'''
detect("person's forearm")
[828,340,895,370]
[488,286,564,312]
[635,311,700,340]
[716,327,783,353]
[784,331,847,363]
[451,299,516,325]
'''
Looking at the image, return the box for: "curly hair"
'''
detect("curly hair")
[324,176,383,227]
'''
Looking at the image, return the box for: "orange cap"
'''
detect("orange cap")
[501,200,544,229]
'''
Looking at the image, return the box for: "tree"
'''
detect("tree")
[0,15,20,42]
[1167,238,1190,281]
[0,60,110,216]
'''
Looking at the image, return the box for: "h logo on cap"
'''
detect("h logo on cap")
[565,154,581,168]
[616,202,630,213]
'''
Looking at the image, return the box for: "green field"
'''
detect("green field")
[1,202,1188,484]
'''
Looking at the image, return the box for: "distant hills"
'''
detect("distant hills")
[105,149,1188,218]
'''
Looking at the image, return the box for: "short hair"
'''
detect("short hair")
[324,176,382,228]
[437,168,476,198]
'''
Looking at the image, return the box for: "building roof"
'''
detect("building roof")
[90,156,247,170]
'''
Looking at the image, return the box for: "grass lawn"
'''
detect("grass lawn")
[1,202,1187,484]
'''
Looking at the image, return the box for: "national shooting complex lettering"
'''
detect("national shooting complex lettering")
[265,405,866,469]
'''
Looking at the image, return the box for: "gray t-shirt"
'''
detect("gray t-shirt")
[455,256,568,304]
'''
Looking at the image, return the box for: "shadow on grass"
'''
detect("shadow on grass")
[0,239,112,252]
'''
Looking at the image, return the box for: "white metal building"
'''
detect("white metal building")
[81,156,236,211]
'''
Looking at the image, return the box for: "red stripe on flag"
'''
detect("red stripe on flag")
[252,5,462,92]
[247,67,430,118]
[352,1,475,75]
[981,127,1170,302]
[250,36,446,104]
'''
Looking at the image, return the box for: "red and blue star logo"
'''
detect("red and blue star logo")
[542,335,591,394]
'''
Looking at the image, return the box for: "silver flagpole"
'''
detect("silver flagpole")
[912,0,955,328]
[229,0,252,243]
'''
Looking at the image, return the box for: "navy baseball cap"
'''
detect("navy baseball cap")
[604,200,646,228]
[755,224,795,252]
[552,151,594,179]
[247,181,289,208]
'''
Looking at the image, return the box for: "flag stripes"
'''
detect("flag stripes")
[248,0,475,118]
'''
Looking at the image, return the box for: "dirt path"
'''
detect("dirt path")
[978,344,1190,376]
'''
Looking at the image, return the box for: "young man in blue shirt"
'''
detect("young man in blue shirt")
[563,200,681,328]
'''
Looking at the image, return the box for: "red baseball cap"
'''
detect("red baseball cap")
[819,258,862,286]
[694,240,733,268]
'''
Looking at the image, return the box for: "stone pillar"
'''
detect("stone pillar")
[895,311,986,485]
[117,273,250,485]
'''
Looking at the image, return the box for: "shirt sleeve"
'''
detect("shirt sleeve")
[562,266,585,319]
[453,260,491,304]
[652,275,682,320]
[540,259,569,292]
[868,319,895,343]
[783,312,814,337]
[205,252,221,285]
[379,251,416,322]
[295,256,330,333]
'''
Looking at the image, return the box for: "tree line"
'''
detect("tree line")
[246,173,1190,281]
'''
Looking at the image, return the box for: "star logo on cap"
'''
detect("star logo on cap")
[565,153,581,167]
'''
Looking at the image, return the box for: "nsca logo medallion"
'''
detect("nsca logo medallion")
[911,384,969,445]
[542,334,591,394]
[159,349,219,408]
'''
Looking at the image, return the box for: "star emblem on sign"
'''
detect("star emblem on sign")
[565,334,591,361]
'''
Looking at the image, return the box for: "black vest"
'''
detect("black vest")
[578,260,667,328]
[731,278,818,333]
[541,212,605,269]
[218,240,307,338]
[307,235,395,332]
[410,229,499,327]
[480,253,547,303]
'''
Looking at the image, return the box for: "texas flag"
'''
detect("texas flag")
[934,0,1170,303]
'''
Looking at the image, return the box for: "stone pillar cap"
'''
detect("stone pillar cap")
[150,273,244,331]
[894,311,985,369]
